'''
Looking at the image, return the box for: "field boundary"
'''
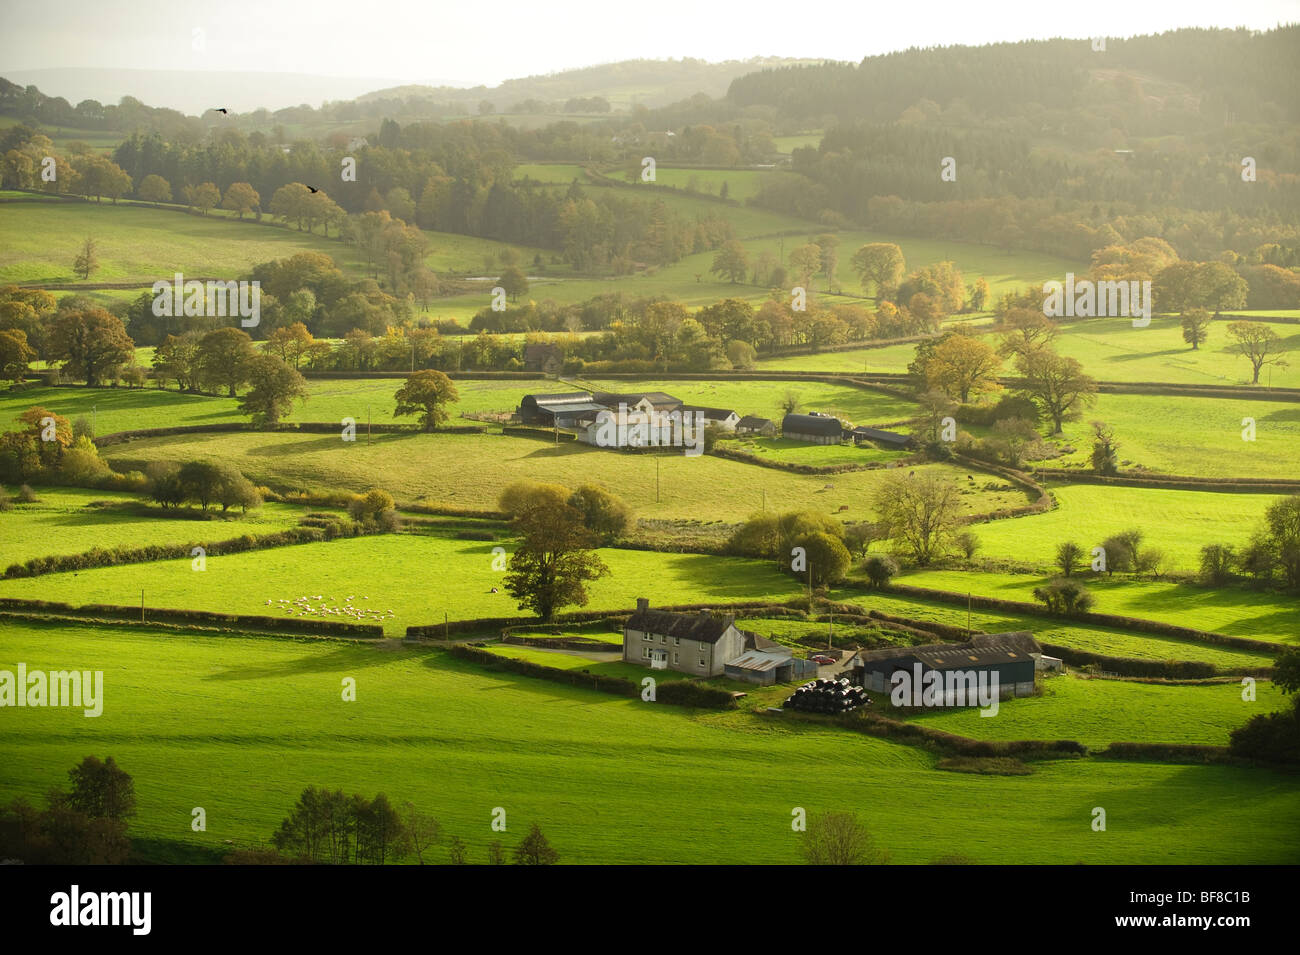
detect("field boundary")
[0,597,383,637]
[1033,469,1300,493]
[881,582,1284,652]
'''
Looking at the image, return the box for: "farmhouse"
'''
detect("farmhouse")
[782,412,843,445]
[848,632,1043,700]
[523,343,564,373]
[736,415,776,436]
[591,392,684,414]
[680,405,740,430]
[623,598,817,683]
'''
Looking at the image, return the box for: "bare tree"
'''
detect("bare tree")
[800,811,889,865]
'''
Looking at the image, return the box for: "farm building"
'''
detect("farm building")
[736,415,776,436]
[782,412,844,445]
[847,631,1042,700]
[851,426,911,449]
[518,391,595,425]
[680,405,740,430]
[590,392,684,415]
[623,598,816,683]
[523,343,564,373]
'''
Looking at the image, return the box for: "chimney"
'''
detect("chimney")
[636,598,649,613]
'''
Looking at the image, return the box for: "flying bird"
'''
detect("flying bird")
[212,107,228,114]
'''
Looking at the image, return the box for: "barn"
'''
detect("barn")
[851,426,911,449]
[848,632,1041,701]
[782,412,843,445]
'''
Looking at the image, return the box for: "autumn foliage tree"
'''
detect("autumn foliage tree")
[393,369,459,431]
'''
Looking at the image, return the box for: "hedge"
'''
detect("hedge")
[94,421,484,447]
[1038,643,1218,679]
[777,708,1088,760]
[709,445,898,474]
[1032,468,1300,494]
[883,583,1281,653]
[2,522,369,579]
[502,426,576,441]
[405,599,792,639]
[0,609,376,641]
[0,598,382,637]
[445,644,736,709]
[1097,742,1234,764]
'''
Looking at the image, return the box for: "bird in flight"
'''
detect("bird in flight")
[212,107,228,114]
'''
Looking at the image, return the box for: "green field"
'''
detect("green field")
[2,622,1297,864]
[838,591,1278,669]
[101,431,1028,521]
[1038,394,1300,477]
[902,672,1290,748]
[0,486,311,568]
[756,313,1300,390]
[0,534,804,635]
[898,568,1300,645]
[966,483,1282,571]
[576,377,917,425]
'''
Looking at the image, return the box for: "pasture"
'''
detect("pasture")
[0,534,806,635]
[0,486,309,568]
[899,568,1300,646]
[965,483,1282,571]
[2,622,1297,864]
[99,430,1029,520]
[901,672,1290,749]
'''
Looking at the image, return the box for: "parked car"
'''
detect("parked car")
[810,654,836,665]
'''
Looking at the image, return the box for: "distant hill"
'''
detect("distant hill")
[360,57,826,111]
[0,68,464,115]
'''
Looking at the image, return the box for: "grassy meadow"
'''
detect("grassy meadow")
[0,534,805,635]
[2,622,1297,864]
[100,430,1028,520]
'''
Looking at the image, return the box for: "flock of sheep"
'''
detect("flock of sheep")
[266,594,396,621]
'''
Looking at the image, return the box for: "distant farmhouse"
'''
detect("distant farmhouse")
[523,343,564,373]
[782,412,843,445]
[623,598,818,685]
[846,632,1054,700]
[516,391,743,449]
[736,415,776,437]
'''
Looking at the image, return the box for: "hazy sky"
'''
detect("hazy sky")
[3,0,1298,87]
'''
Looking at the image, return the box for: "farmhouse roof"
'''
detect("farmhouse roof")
[681,404,738,420]
[627,607,736,644]
[593,391,683,410]
[851,632,1041,670]
[737,416,774,429]
[782,413,842,436]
